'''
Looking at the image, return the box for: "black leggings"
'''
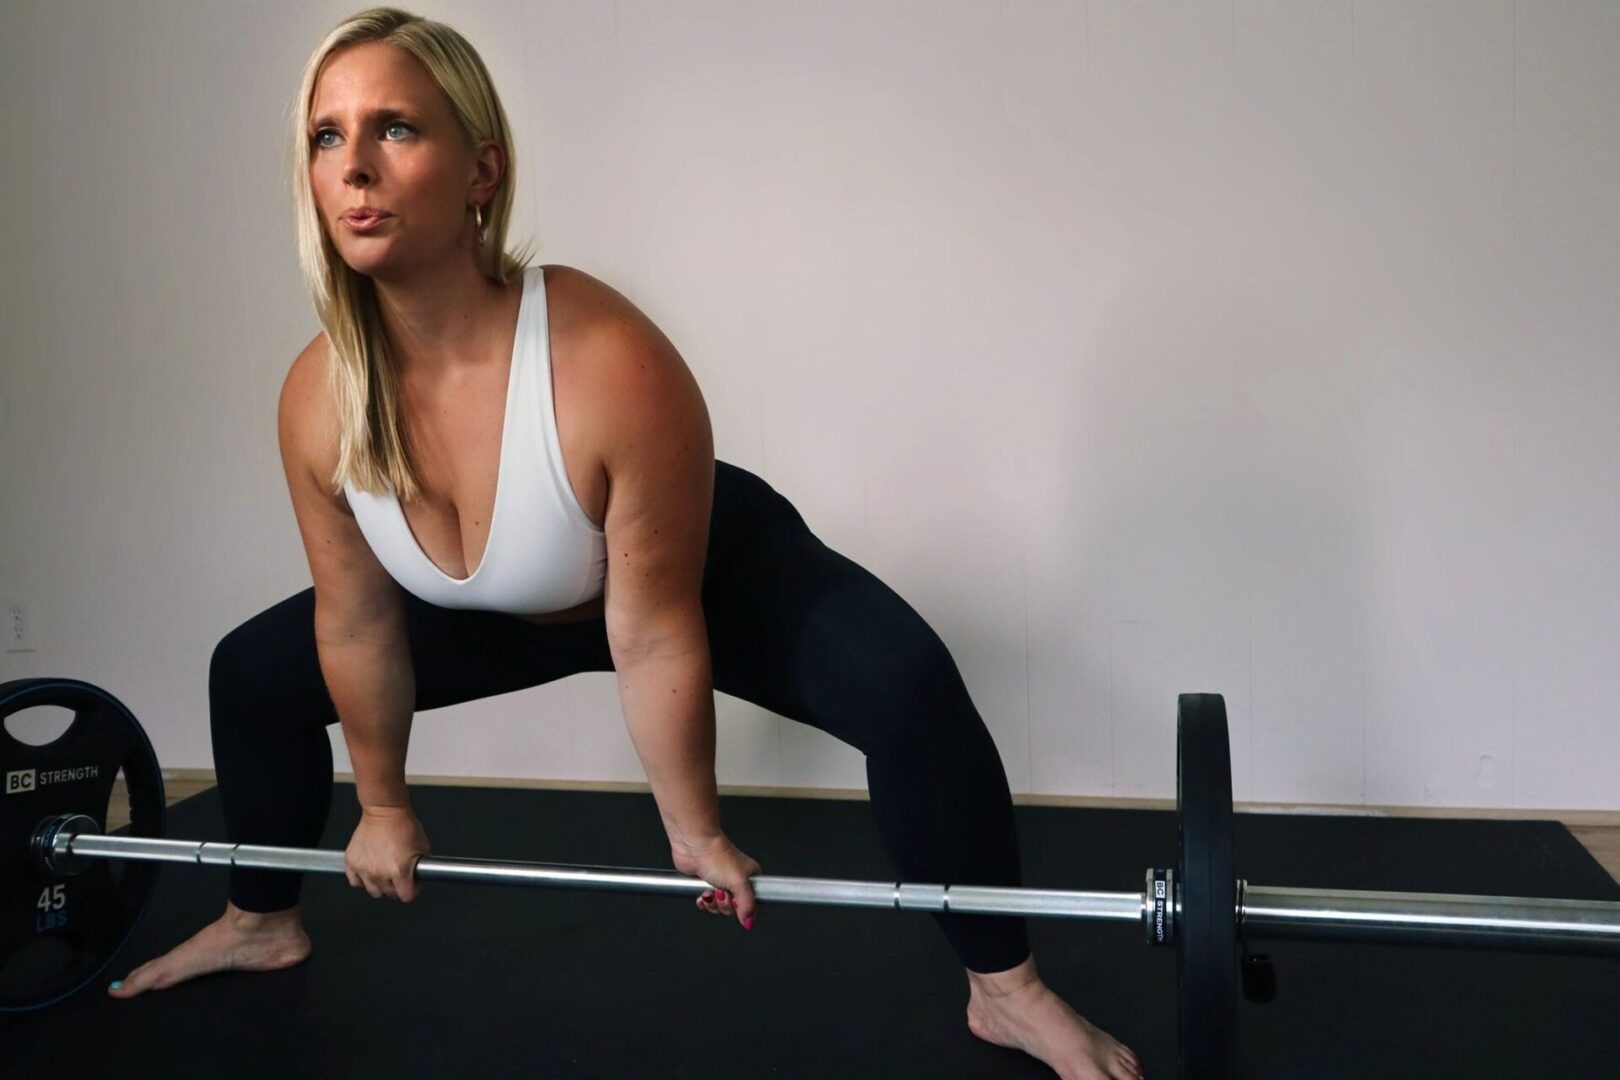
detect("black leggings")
[208,460,1030,974]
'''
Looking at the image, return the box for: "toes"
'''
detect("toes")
[110,974,148,997]
[109,961,152,996]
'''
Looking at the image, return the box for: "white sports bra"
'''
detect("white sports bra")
[343,265,608,615]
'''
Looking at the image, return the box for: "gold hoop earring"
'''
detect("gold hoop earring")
[473,204,485,246]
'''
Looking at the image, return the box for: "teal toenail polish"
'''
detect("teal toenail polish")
[110,980,123,990]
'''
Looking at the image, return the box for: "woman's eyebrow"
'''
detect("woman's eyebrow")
[308,105,418,130]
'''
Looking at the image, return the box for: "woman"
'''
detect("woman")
[107,8,1143,1079]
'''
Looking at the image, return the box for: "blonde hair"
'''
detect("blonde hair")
[288,6,537,499]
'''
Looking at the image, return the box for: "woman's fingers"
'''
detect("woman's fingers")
[695,888,734,915]
[347,871,403,901]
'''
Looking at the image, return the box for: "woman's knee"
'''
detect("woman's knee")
[208,591,323,719]
[838,613,985,760]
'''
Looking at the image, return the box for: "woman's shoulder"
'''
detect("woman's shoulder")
[542,261,693,397]
[284,330,333,425]
[541,263,663,346]
[541,262,708,471]
[279,331,342,493]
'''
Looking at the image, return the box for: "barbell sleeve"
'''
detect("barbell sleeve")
[1240,883,1620,956]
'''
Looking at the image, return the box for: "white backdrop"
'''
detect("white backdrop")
[2,1,1615,812]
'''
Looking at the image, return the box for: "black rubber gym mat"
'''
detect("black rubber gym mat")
[3,783,1616,1078]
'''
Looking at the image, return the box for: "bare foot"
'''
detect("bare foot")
[107,901,311,999]
[965,956,1144,1080]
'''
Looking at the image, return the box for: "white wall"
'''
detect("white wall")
[2,1,1615,812]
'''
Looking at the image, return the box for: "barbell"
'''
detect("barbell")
[3,676,1618,1078]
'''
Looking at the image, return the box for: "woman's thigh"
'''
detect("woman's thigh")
[402,595,614,712]
[211,587,616,727]
[703,510,972,760]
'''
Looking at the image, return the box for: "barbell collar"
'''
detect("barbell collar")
[31,813,102,876]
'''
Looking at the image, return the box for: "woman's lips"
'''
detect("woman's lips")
[341,212,391,232]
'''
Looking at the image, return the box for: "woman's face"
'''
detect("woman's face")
[306,42,501,276]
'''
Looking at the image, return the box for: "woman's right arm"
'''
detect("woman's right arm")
[277,334,417,815]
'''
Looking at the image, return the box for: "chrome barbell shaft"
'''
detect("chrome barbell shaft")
[50,827,1143,921]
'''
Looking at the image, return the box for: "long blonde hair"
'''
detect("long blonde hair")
[288,6,537,499]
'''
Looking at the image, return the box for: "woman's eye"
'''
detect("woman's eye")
[312,121,412,149]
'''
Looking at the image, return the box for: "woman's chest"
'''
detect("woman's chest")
[397,335,607,582]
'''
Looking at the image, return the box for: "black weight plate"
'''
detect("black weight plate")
[1177,693,1237,1079]
[0,677,165,1012]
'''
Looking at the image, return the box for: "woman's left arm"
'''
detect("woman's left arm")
[588,313,722,853]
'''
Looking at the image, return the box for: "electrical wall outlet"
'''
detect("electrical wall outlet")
[3,597,36,652]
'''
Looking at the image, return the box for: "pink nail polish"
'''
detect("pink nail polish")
[744,918,754,930]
